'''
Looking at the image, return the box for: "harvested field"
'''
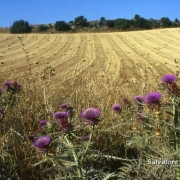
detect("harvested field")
[0,28,180,95]
[1,28,180,179]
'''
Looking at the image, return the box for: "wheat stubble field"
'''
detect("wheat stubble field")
[1,28,180,83]
[1,28,180,92]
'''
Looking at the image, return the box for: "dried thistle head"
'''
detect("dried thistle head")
[167,83,179,93]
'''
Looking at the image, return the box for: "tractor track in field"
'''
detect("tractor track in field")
[52,34,89,83]
[107,33,144,81]
[72,34,106,80]
[114,33,174,76]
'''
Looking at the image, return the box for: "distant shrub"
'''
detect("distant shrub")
[160,17,172,27]
[10,20,32,33]
[38,25,49,32]
[55,21,71,31]
[74,16,89,27]
[114,18,131,30]
[106,20,114,28]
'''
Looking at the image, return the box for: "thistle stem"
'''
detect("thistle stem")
[64,135,82,178]
[82,125,94,160]
[172,99,180,179]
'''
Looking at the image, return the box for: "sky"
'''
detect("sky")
[0,0,180,27]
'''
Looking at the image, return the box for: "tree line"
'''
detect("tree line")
[10,14,180,33]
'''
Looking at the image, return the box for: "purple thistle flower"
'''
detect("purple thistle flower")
[60,103,74,118]
[3,81,13,87]
[145,92,162,105]
[53,111,69,125]
[60,103,68,109]
[38,120,48,127]
[3,81,22,93]
[162,74,177,84]
[53,111,69,119]
[81,108,100,125]
[80,135,90,141]
[134,96,144,104]
[112,104,121,113]
[33,136,51,152]
[81,108,100,120]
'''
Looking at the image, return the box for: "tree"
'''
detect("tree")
[38,25,49,32]
[160,17,172,27]
[89,21,98,28]
[148,18,160,28]
[114,18,130,30]
[68,20,74,26]
[134,14,140,20]
[134,17,152,29]
[10,20,32,33]
[74,16,89,27]
[175,18,179,23]
[99,17,106,26]
[55,21,71,31]
[106,20,114,28]
[174,18,180,27]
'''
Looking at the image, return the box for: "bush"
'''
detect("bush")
[10,20,32,33]
[106,20,114,28]
[38,25,49,32]
[134,17,152,29]
[74,16,89,27]
[55,21,71,31]
[114,18,131,30]
[160,17,172,27]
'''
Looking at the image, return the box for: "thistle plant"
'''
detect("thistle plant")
[3,74,180,179]
[29,106,120,179]
[33,135,52,153]
[81,107,100,125]
[145,92,162,135]
[160,74,180,179]
[133,95,144,105]
[125,74,180,179]
[112,103,122,114]
[0,81,22,126]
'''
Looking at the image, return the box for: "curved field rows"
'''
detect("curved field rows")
[0,28,180,94]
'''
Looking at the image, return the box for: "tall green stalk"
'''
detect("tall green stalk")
[64,135,83,179]
[81,126,94,160]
